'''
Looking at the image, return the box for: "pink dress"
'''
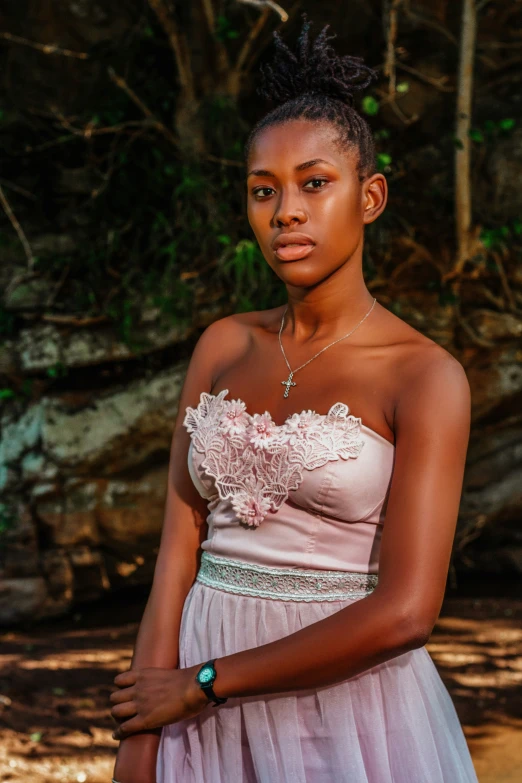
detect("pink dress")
[156,389,478,783]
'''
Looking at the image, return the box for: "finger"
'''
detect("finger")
[112,714,145,741]
[109,686,136,704]
[114,670,138,688]
[111,701,138,720]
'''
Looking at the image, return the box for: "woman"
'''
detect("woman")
[110,18,479,783]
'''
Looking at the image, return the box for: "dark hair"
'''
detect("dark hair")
[244,16,379,181]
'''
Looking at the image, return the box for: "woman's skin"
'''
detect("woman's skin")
[111,118,470,782]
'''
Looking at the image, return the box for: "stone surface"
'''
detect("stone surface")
[1,285,522,622]
[41,363,187,472]
[36,480,101,547]
[40,549,74,618]
[0,403,44,466]
[0,578,48,624]
[0,505,39,579]
[16,321,192,372]
[465,346,522,420]
[97,464,168,543]
[489,128,522,219]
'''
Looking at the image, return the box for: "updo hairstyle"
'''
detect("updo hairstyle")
[245,15,379,182]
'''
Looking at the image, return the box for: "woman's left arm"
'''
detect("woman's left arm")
[111,349,471,737]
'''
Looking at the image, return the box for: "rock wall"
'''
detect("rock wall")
[0,360,187,623]
[1,303,522,624]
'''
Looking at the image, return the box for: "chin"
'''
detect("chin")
[277,269,326,288]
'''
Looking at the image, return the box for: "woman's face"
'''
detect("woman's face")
[246,119,386,288]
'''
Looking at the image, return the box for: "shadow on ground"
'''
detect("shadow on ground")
[0,587,521,783]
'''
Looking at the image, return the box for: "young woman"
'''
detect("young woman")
[110,19,479,783]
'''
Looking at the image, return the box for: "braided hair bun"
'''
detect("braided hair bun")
[259,17,378,106]
[245,16,379,180]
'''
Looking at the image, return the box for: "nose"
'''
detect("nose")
[272,191,307,228]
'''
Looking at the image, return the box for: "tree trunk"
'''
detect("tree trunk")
[454,0,476,270]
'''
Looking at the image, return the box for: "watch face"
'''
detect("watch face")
[198,665,215,685]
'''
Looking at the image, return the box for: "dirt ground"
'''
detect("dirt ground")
[0,588,521,783]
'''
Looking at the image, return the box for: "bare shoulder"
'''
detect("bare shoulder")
[195,307,282,382]
[379,308,470,430]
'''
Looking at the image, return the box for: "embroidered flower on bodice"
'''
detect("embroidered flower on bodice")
[183,389,364,528]
[219,399,249,435]
[283,410,325,445]
[248,412,280,449]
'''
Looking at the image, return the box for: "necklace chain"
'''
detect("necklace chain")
[278,298,376,397]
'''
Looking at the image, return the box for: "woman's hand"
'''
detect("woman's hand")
[110,664,209,741]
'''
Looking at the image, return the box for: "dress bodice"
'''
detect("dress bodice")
[183,389,395,574]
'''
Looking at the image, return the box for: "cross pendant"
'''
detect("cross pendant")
[281,372,297,398]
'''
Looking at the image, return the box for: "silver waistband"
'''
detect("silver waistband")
[196,552,378,602]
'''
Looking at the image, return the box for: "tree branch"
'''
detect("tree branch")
[107,67,179,147]
[147,0,196,101]
[201,0,217,32]
[236,0,289,23]
[234,7,270,74]
[454,0,477,273]
[0,32,89,59]
[0,184,35,267]
[401,8,458,46]
[383,0,402,95]
[396,62,454,92]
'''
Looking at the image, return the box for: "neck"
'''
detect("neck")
[282,263,374,344]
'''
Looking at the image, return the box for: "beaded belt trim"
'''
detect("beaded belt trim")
[196,552,378,602]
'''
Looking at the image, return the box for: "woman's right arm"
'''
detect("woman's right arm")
[112,320,230,783]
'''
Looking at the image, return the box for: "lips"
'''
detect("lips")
[273,232,316,262]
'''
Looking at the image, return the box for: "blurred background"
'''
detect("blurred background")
[0,1,521,781]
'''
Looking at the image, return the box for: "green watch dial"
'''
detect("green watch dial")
[198,666,215,684]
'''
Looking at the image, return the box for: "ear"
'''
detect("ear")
[362,173,387,225]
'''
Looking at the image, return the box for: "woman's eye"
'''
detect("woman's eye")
[304,178,329,190]
[251,179,328,198]
[252,187,275,198]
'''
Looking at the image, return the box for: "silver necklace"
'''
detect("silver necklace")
[278,298,377,398]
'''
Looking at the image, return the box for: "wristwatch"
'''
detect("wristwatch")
[195,659,228,707]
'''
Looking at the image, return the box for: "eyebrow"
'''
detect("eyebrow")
[247,158,334,177]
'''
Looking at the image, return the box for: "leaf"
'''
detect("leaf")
[469,128,484,143]
[362,95,379,116]
[499,118,515,131]
[30,732,42,742]
[376,152,392,171]
[396,81,409,94]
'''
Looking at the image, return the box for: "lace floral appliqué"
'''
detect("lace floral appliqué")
[183,389,364,528]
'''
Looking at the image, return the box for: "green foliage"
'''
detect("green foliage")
[0,388,16,400]
[215,15,240,41]
[374,129,391,141]
[361,95,379,116]
[480,221,520,250]
[46,363,68,379]
[221,239,285,311]
[376,152,392,172]
[470,118,517,145]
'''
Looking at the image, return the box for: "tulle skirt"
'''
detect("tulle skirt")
[157,581,478,783]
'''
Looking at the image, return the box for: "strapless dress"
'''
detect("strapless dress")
[156,389,478,783]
